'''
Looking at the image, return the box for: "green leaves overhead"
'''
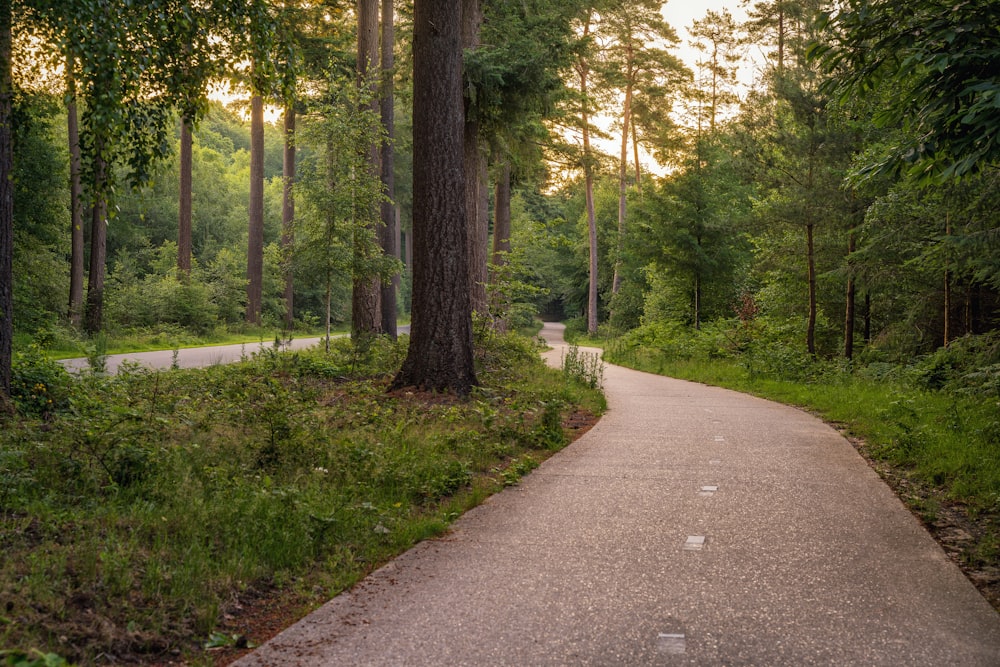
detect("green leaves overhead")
[814,0,1000,183]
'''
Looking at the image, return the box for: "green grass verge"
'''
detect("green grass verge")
[1,331,603,665]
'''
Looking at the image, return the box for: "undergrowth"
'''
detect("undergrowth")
[0,331,602,665]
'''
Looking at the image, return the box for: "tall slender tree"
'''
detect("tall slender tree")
[379,0,399,337]
[352,0,382,336]
[599,0,682,298]
[392,0,477,394]
[66,52,84,326]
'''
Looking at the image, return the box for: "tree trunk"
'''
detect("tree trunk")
[178,115,193,275]
[612,62,633,298]
[632,120,641,193]
[864,291,871,344]
[844,232,856,359]
[352,0,382,337]
[84,133,109,335]
[282,106,295,330]
[463,0,488,317]
[246,93,265,326]
[490,160,511,271]
[392,0,477,395]
[806,221,816,356]
[67,61,84,327]
[490,160,512,330]
[844,229,856,359]
[0,0,12,399]
[580,17,598,335]
[943,212,951,346]
[379,0,399,338]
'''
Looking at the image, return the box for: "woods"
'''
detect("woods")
[1,0,999,659]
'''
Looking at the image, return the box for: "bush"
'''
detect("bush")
[10,345,72,418]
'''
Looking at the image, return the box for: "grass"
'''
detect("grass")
[1,330,603,665]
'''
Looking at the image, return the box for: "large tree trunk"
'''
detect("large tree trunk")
[84,134,109,335]
[392,0,477,395]
[67,60,84,327]
[379,0,398,338]
[352,0,382,337]
[178,115,193,275]
[0,0,12,399]
[463,0,488,317]
[246,93,265,326]
[580,17,598,335]
[281,106,295,330]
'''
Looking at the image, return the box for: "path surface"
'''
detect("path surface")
[234,322,1000,666]
[60,326,407,373]
[59,338,325,373]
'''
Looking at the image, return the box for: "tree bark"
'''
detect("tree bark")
[392,0,477,395]
[282,106,295,330]
[246,93,265,326]
[0,0,12,399]
[379,0,399,338]
[352,0,382,337]
[178,115,193,275]
[84,133,109,335]
[67,60,84,327]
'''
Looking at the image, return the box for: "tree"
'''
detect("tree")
[352,0,383,337]
[379,0,399,337]
[392,0,477,395]
[66,52,84,326]
[597,0,683,299]
[814,0,1000,183]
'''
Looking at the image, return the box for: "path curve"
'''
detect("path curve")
[235,322,1000,665]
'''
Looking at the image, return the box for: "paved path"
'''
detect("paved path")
[60,327,412,374]
[235,322,1000,666]
[59,338,325,373]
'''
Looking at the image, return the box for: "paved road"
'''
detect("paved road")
[235,322,1000,666]
[60,337,326,373]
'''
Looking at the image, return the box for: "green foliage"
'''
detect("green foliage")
[9,345,72,418]
[815,0,1000,182]
[0,331,603,662]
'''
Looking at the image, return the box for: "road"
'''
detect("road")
[59,326,410,374]
[223,322,998,665]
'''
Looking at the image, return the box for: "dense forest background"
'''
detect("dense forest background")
[3,0,999,387]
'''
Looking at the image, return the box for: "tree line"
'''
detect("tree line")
[2,0,998,403]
